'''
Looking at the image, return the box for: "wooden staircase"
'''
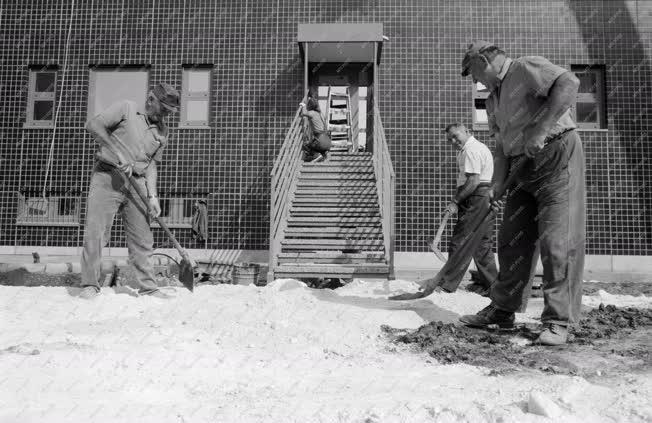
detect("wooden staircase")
[268,100,394,283]
[275,151,389,279]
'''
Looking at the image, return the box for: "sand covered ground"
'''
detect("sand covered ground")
[0,278,650,422]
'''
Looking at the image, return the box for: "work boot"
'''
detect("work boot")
[79,286,100,300]
[459,304,515,329]
[145,290,174,299]
[536,323,568,346]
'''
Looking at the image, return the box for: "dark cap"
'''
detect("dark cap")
[152,82,180,111]
[461,40,497,77]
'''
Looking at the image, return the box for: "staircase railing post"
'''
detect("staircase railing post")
[371,106,395,280]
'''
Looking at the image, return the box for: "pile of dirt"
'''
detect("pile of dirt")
[384,304,652,376]
[573,303,652,343]
[0,269,81,287]
[582,281,652,296]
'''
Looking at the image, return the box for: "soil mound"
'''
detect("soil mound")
[383,304,652,376]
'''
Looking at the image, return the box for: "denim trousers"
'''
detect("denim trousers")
[490,130,586,325]
[81,165,160,294]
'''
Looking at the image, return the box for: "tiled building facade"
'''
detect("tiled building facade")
[0,0,650,256]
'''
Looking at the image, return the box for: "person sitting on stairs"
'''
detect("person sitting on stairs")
[299,97,332,163]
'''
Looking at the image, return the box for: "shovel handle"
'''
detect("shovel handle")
[433,210,451,244]
[121,173,191,263]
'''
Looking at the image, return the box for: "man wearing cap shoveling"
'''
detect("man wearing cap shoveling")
[457,41,586,346]
[78,82,180,300]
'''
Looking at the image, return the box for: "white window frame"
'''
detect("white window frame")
[25,68,57,128]
[16,194,80,227]
[571,65,607,130]
[180,66,212,128]
[87,67,150,120]
[472,81,490,130]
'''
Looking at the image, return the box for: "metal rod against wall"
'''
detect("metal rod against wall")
[42,0,76,198]
[374,42,379,109]
[304,43,309,97]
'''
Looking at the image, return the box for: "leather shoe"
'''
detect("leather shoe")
[536,323,568,346]
[459,304,515,329]
[145,290,174,299]
[79,286,100,300]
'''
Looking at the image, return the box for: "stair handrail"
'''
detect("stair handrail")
[372,106,396,277]
[268,97,308,282]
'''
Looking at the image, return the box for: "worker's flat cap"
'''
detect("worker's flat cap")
[461,40,498,76]
[152,82,180,111]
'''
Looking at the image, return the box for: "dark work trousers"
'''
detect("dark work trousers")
[440,185,498,292]
[303,132,332,161]
[490,130,586,325]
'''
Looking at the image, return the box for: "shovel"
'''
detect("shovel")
[429,209,452,262]
[389,157,530,301]
[120,173,195,292]
[102,131,195,292]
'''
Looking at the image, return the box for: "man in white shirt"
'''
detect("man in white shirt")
[435,123,498,294]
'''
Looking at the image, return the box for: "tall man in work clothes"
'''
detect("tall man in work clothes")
[458,41,586,346]
[78,83,180,300]
[436,123,498,295]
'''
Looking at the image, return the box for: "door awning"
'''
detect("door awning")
[297,23,384,64]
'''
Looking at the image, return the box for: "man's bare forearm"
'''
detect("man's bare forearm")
[454,174,480,204]
[534,72,579,135]
[145,162,158,197]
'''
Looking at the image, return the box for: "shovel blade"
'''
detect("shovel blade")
[388,291,427,301]
[429,241,447,263]
[179,259,195,292]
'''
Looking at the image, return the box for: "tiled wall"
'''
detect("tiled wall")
[0,0,650,255]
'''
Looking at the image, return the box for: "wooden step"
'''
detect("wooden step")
[277,256,385,265]
[281,239,384,250]
[278,251,385,260]
[330,152,371,156]
[287,216,381,226]
[292,196,377,203]
[297,181,376,188]
[326,157,371,162]
[290,202,378,208]
[300,166,374,173]
[299,174,375,180]
[283,226,382,237]
[290,206,379,213]
[328,154,371,158]
[294,187,376,194]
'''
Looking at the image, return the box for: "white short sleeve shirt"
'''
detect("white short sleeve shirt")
[456,136,494,187]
